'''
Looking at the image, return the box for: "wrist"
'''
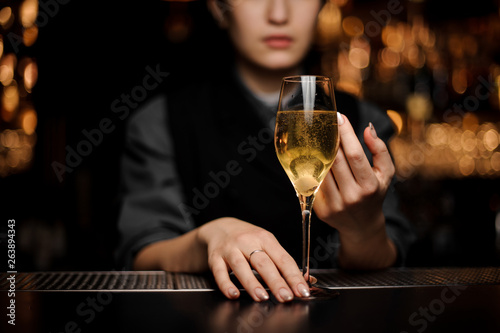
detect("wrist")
[196,217,225,246]
[338,211,386,244]
[196,222,209,246]
[337,217,397,270]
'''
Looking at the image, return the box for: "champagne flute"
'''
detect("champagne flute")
[274,75,340,299]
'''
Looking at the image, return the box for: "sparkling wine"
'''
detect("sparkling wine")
[275,110,339,197]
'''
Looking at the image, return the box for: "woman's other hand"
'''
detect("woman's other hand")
[198,217,310,302]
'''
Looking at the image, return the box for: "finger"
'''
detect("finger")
[210,256,240,300]
[330,143,365,201]
[249,251,301,302]
[226,250,270,302]
[314,170,342,219]
[363,123,395,187]
[262,244,311,300]
[336,113,378,188]
[329,144,356,188]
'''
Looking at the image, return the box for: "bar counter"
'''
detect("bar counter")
[1,267,500,333]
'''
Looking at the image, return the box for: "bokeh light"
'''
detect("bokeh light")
[0,7,13,29]
[387,110,403,135]
[452,68,468,94]
[0,4,38,177]
[21,108,37,135]
[348,48,369,69]
[20,0,38,28]
[342,16,364,37]
[22,59,38,91]
[317,1,342,44]
[0,53,16,86]
[23,26,38,46]
[380,48,400,68]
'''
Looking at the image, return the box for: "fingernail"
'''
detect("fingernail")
[298,283,310,297]
[228,287,239,298]
[255,287,269,301]
[369,122,377,139]
[310,275,318,285]
[279,288,294,302]
[337,112,345,125]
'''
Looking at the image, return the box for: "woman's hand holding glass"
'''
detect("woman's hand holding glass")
[314,114,398,269]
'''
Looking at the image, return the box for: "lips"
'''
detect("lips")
[263,35,293,49]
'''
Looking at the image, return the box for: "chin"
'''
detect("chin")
[255,54,303,72]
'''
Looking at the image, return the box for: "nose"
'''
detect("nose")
[267,0,289,25]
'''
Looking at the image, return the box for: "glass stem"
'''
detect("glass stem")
[299,194,315,287]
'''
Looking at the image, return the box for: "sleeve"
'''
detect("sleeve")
[114,95,195,270]
[357,100,417,266]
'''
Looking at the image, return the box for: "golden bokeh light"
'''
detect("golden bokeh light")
[459,155,475,176]
[461,130,476,152]
[20,0,38,28]
[348,48,370,69]
[492,152,500,171]
[0,4,38,177]
[448,128,463,152]
[0,128,35,176]
[476,130,487,153]
[0,64,14,86]
[448,34,464,59]
[406,93,433,121]
[6,150,20,168]
[380,48,400,68]
[21,109,37,135]
[316,1,342,44]
[475,158,490,176]
[1,130,19,148]
[342,16,364,37]
[462,112,479,132]
[427,123,447,147]
[337,50,363,96]
[2,81,19,122]
[0,7,13,29]
[407,45,426,69]
[387,110,403,135]
[23,25,38,46]
[23,60,38,91]
[408,148,424,166]
[411,16,436,48]
[391,120,500,179]
[419,27,436,48]
[451,68,468,94]
[484,129,500,151]
[0,53,16,86]
[382,25,405,52]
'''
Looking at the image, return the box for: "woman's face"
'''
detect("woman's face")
[223,0,322,71]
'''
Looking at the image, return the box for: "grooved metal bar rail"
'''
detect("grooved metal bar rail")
[2,267,500,291]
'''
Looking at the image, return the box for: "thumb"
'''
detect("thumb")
[363,122,395,186]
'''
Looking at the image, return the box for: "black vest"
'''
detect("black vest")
[167,70,360,268]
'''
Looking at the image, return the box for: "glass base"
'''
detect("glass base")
[295,285,339,301]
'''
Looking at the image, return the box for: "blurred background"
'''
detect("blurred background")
[0,0,499,271]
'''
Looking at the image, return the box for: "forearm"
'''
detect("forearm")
[337,218,397,270]
[133,228,208,272]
